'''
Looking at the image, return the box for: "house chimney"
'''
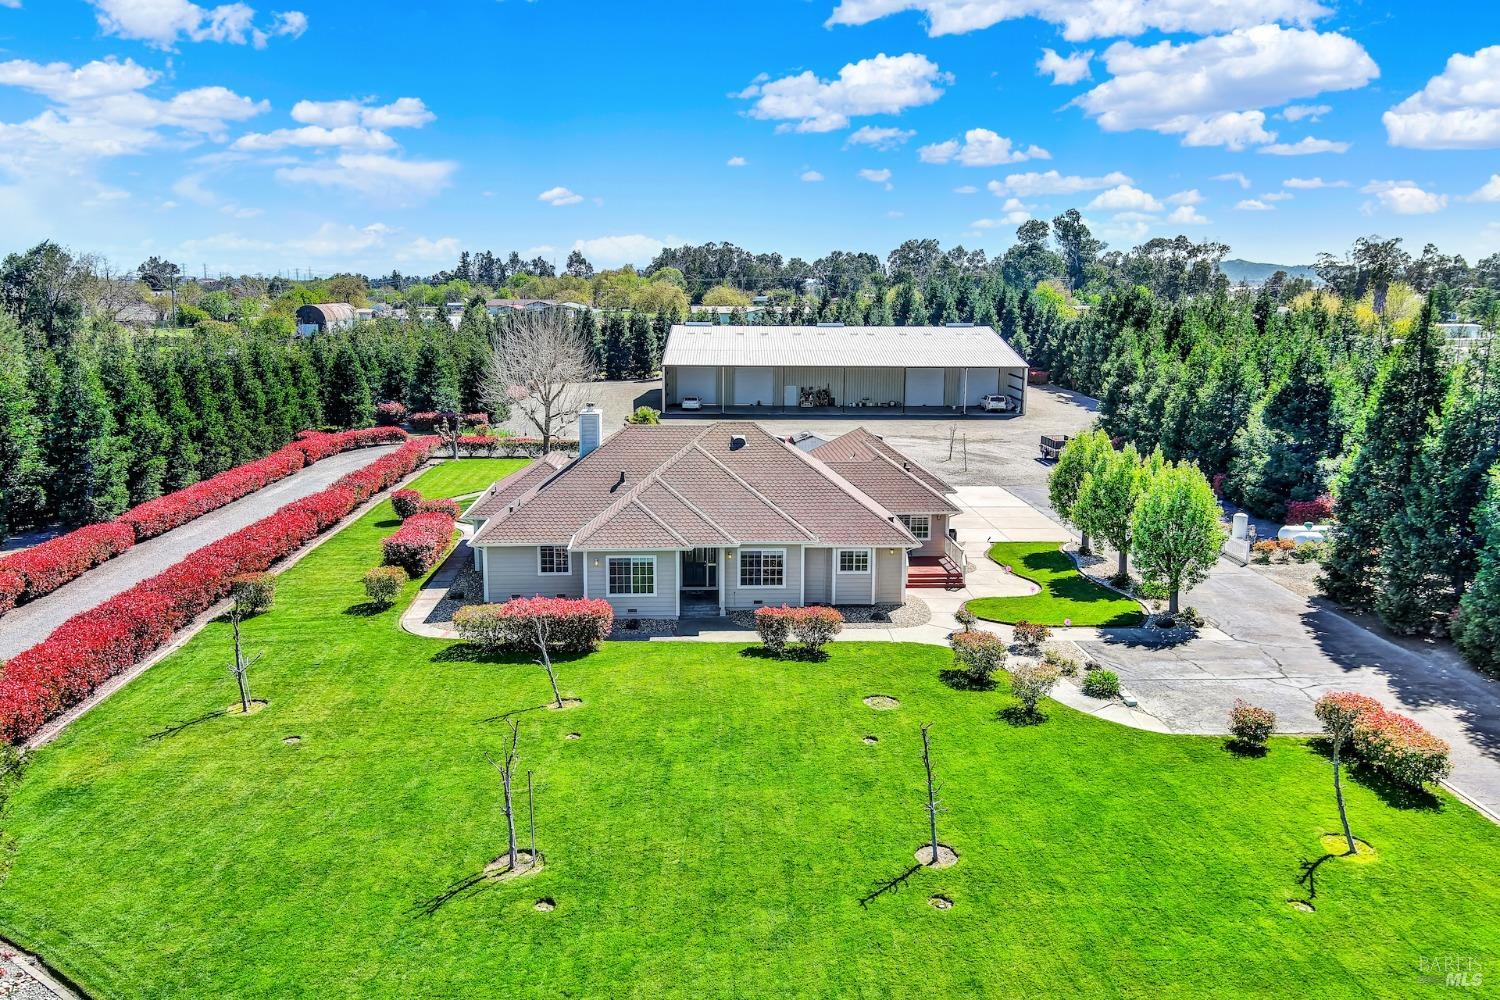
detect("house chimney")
[578,402,603,458]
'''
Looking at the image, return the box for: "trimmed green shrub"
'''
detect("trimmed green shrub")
[229,573,276,616]
[1082,669,1120,699]
[949,630,1007,686]
[363,566,406,608]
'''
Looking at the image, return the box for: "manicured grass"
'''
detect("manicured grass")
[966,541,1147,627]
[1,463,1496,997]
[403,457,529,501]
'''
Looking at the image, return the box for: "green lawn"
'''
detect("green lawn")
[402,457,528,501]
[0,463,1495,998]
[965,542,1147,627]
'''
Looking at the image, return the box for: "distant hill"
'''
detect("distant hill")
[1218,259,1320,285]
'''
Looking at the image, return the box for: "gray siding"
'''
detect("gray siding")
[804,548,832,604]
[723,544,805,610]
[831,547,874,605]
[875,547,906,603]
[483,545,584,603]
[583,551,679,617]
[910,513,950,559]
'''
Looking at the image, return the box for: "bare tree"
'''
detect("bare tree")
[229,611,262,714]
[486,720,522,871]
[482,311,598,453]
[920,723,942,866]
[76,256,144,323]
[531,617,565,709]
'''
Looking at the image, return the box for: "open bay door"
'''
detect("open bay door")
[904,368,945,407]
[732,367,774,406]
[676,366,717,404]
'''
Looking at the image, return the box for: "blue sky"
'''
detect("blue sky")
[1,0,1497,276]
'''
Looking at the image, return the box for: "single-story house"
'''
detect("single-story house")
[460,406,964,618]
[660,322,1027,415]
[485,298,590,316]
[295,303,357,336]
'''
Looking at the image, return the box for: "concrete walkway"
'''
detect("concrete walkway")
[0,446,398,660]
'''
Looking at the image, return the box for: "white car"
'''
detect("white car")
[681,395,702,411]
[976,393,1015,413]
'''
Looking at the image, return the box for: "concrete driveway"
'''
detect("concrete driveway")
[0,446,398,661]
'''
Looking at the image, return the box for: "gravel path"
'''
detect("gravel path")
[0,446,398,661]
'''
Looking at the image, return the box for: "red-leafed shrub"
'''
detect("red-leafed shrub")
[754,606,796,656]
[0,570,22,615]
[0,438,436,744]
[391,489,423,520]
[462,413,490,431]
[1228,699,1277,748]
[1,522,136,601]
[1286,494,1335,525]
[381,511,454,576]
[949,629,1007,684]
[753,606,843,657]
[453,597,613,653]
[1352,707,1452,788]
[416,498,461,520]
[1211,472,1226,499]
[1011,620,1051,652]
[376,401,408,426]
[409,411,462,433]
[458,435,497,457]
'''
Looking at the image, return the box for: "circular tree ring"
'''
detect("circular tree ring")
[1319,834,1377,862]
[565,732,581,740]
[225,699,268,717]
[548,698,583,711]
[928,894,953,910]
[485,850,543,881]
[862,735,879,744]
[863,695,900,711]
[281,735,302,746]
[1287,898,1316,913]
[534,897,556,912]
[915,843,959,868]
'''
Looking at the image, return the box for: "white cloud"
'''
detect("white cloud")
[953,184,978,194]
[1037,48,1092,85]
[988,169,1130,196]
[1280,103,1331,122]
[538,185,584,206]
[1236,199,1274,211]
[1469,174,1500,202]
[176,222,454,271]
[290,97,433,129]
[1384,46,1500,149]
[1167,205,1209,224]
[1165,189,1202,206]
[1213,171,1252,189]
[1258,136,1349,155]
[845,125,915,149]
[971,212,1031,229]
[275,153,456,201]
[825,0,1332,42]
[1283,176,1348,188]
[726,155,747,166]
[1260,191,1294,201]
[0,1,20,8]
[859,167,894,189]
[0,57,156,102]
[1361,179,1447,215]
[800,169,824,182]
[88,0,308,49]
[738,52,951,132]
[571,234,666,268]
[1075,26,1378,147]
[918,127,1049,165]
[1087,184,1162,212]
[231,124,394,151]
[887,210,904,218]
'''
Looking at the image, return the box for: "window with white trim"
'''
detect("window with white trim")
[538,545,570,575]
[838,549,870,573]
[607,556,655,595]
[899,515,931,540]
[739,549,785,587]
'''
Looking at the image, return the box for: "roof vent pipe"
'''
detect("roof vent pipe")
[730,434,747,450]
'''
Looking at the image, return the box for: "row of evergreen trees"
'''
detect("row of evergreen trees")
[0,317,489,539]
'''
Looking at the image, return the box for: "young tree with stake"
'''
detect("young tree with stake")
[1131,461,1225,615]
[1314,692,1378,856]
[228,609,262,715]
[920,723,943,866]
[486,719,523,872]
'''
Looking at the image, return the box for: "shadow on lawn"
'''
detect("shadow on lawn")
[738,647,830,663]
[998,705,1047,727]
[430,644,555,666]
[975,545,1146,628]
[1304,739,1443,812]
[145,710,226,742]
[343,602,390,617]
[939,669,995,692]
[857,863,923,909]
[412,869,493,918]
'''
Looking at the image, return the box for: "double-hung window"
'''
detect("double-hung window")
[739,549,785,588]
[538,545,571,575]
[607,556,655,596]
[899,515,932,540]
[838,549,870,573]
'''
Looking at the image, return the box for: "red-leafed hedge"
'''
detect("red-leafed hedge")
[0,436,437,744]
[381,511,455,577]
[0,569,24,616]
[391,489,424,520]
[1286,494,1336,525]
[1,522,136,602]
[416,498,461,520]
[453,597,613,653]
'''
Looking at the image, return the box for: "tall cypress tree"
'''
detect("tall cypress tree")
[1225,343,1337,517]
[628,312,655,378]
[1321,303,1448,607]
[98,338,169,505]
[326,340,373,428]
[0,324,49,539]
[1454,465,1500,676]
[48,344,129,524]
[409,331,461,411]
[602,311,631,380]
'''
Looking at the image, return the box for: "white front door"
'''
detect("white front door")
[905,367,945,407]
[733,367,774,406]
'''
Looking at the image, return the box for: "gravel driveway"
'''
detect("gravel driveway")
[0,446,398,661]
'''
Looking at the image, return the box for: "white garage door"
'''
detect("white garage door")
[676,366,718,404]
[732,367,774,406]
[964,367,999,406]
[905,368,945,407]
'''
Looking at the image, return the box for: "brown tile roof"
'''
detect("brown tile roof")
[472,422,917,550]
[461,452,571,522]
[811,427,955,497]
[820,457,960,515]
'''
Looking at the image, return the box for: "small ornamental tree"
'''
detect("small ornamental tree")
[1131,461,1225,614]
[949,630,1006,686]
[1228,700,1276,749]
[1049,429,1113,554]
[363,566,406,608]
[754,606,795,656]
[391,489,423,520]
[1011,621,1051,652]
[229,573,276,616]
[1010,661,1061,719]
[790,607,843,655]
[1314,692,1381,855]
[1075,444,1151,582]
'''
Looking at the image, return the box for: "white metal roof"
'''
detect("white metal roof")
[661,324,1028,369]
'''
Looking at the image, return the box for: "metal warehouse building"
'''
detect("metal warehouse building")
[660,322,1028,416]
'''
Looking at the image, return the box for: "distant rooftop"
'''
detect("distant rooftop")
[662,324,1027,369]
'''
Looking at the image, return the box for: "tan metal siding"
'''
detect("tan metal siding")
[844,367,903,406]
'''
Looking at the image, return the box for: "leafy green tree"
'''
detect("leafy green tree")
[1075,443,1147,582]
[0,322,49,539]
[98,339,168,505]
[891,282,926,326]
[1131,462,1224,613]
[602,311,631,380]
[1048,429,1112,554]
[1227,344,1339,518]
[409,332,460,411]
[1321,303,1448,607]
[1051,209,1104,291]
[628,312,656,377]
